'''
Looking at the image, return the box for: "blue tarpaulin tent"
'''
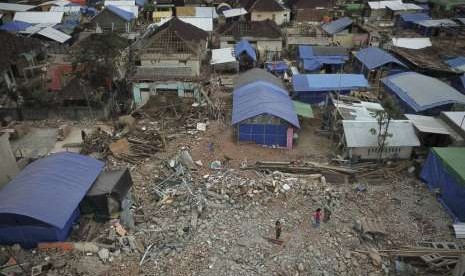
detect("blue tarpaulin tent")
[0,152,104,248]
[354,47,406,70]
[232,80,299,147]
[292,74,369,104]
[235,38,256,61]
[265,61,288,73]
[0,20,32,32]
[382,72,465,115]
[421,147,465,222]
[321,17,353,35]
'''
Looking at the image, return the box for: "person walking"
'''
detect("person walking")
[275,220,282,240]
[313,208,322,227]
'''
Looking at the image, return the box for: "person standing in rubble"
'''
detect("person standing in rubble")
[323,192,333,223]
[81,130,86,142]
[313,208,322,227]
[275,220,282,240]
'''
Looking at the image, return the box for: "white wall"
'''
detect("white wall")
[251,10,290,25]
[348,146,413,161]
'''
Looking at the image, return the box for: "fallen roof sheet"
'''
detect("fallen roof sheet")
[446,56,465,71]
[343,120,420,148]
[0,20,33,32]
[14,11,64,24]
[235,38,256,61]
[0,152,104,229]
[223,7,247,18]
[0,3,35,12]
[20,23,57,35]
[354,47,406,70]
[405,114,453,134]
[321,17,353,35]
[38,26,71,43]
[382,72,465,112]
[392,37,432,49]
[400,12,431,23]
[211,47,236,65]
[232,81,300,128]
[415,19,458,27]
[293,74,369,92]
[334,99,384,120]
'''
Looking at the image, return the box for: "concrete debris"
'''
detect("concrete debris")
[98,248,110,262]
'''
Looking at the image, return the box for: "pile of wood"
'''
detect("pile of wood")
[110,136,164,164]
[351,160,414,182]
[80,130,113,156]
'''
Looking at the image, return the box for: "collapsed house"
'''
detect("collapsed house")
[287,0,332,22]
[0,152,104,248]
[232,69,300,148]
[292,74,369,104]
[421,147,465,222]
[382,72,465,115]
[130,17,208,107]
[216,19,283,61]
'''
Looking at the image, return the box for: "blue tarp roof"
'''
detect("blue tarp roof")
[446,56,465,69]
[298,45,314,59]
[322,17,353,35]
[293,74,369,92]
[0,152,104,229]
[382,72,465,112]
[232,81,300,128]
[235,38,256,61]
[0,20,32,32]
[303,57,346,71]
[400,12,431,23]
[135,0,146,7]
[354,47,407,70]
[266,61,288,73]
[107,5,135,21]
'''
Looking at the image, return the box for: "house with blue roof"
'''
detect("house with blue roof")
[292,74,369,104]
[235,38,256,71]
[0,152,104,248]
[232,69,300,148]
[353,47,407,81]
[90,5,136,32]
[382,72,465,115]
[298,45,349,73]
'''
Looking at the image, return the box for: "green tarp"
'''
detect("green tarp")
[293,100,314,118]
[433,147,465,185]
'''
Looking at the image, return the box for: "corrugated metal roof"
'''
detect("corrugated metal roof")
[354,47,406,70]
[223,8,247,18]
[334,99,384,120]
[14,12,64,24]
[104,0,135,6]
[39,0,70,7]
[453,223,465,238]
[38,26,71,43]
[368,0,402,9]
[321,17,352,35]
[106,5,135,21]
[211,48,236,65]
[293,74,369,92]
[235,68,284,89]
[392,37,431,49]
[415,19,457,27]
[405,114,453,134]
[400,12,431,23]
[382,72,465,112]
[441,111,465,133]
[343,120,420,148]
[20,23,56,34]
[0,3,35,12]
[0,152,104,229]
[232,81,300,128]
[50,6,81,13]
[0,20,33,32]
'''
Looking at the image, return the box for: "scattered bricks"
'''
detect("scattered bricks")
[37,242,74,252]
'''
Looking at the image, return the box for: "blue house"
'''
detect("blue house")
[232,69,300,148]
[421,147,465,222]
[292,74,369,104]
[0,152,104,248]
[298,45,349,73]
[382,72,465,115]
[353,47,407,81]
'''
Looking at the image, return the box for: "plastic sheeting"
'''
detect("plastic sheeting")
[293,74,369,92]
[235,38,256,61]
[0,152,104,229]
[399,12,431,23]
[106,5,135,21]
[232,81,300,128]
[0,20,32,32]
[421,148,465,222]
[446,56,465,71]
[354,47,406,70]
[266,61,288,73]
[303,57,346,71]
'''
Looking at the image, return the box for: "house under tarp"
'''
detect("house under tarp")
[421,147,465,222]
[81,169,133,220]
[0,152,104,248]
[235,38,256,71]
